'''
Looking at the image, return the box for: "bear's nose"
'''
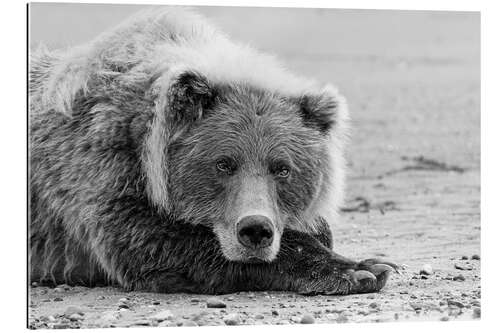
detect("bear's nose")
[237,215,274,249]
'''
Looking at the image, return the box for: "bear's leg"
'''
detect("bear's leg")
[94,201,395,294]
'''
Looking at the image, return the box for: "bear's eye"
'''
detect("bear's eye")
[216,158,236,174]
[274,165,291,178]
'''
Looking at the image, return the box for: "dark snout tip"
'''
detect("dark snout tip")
[237,215,274,249]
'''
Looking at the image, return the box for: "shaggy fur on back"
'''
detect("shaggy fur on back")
[29,8,362,291]
[30,7,349,232]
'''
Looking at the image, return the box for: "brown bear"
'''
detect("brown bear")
[29,7,396,294]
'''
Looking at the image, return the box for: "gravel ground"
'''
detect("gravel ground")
[28,5,480,329]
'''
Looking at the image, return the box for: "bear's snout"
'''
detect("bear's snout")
[237,215,274,249]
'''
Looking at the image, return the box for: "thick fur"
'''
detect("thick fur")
[29,7,393,294]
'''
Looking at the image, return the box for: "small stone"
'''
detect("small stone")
[223,313,240,326]
[149,310,174,322]
[409,302,423,311]
[336,315,349,323]
[206,297,226,308]
[454,263,473,270]
[52,323,70,329]
[440,316,449,321]
[118,303,130,309]
[152,300,160,305]
[190,298,200,303]
[53,297,63,302]
[255,314,265,320]
[31,282,39,287]
[68,313,84,321]
[471,254,480,260]
[473,307,481,318]
[64,306,84,316]
[453,274,466,281]
[448,300,465,308]
[53,287,65,293]
[290,316,302,323]
[97,295,106,300]
[369,302,379,309]
[132,319,151,326]
[419,264,433,275]
[300,313,315,324]
[47,315,56,322]
[461,255,469,260]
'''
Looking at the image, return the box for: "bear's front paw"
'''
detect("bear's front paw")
[297,258,398,296]
[349,258,399,294]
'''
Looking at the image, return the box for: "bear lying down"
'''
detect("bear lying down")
[29,8,397,294]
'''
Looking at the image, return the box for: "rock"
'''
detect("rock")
[52,323,71,329]
[255,314,265,320]
[454,263,473,270]
[180,320,198,327]
[158,321,176,327]
[473,307,481,319]
[152,300,161,305]
[31,282,39,287]
[223,313,240,326]
[64,306,84,316]
[369,302,379,309]
[149,310,174,322]
[453,274,466,281]
[271,310,279,316]
[131,319,151,326]
[190,298,200,303]
[471,254,480,260]
[68,313,84,321]
[53,297,63,302]
[118,303,129,309]
[300,313,315,324]
[206,297,226,308]
[461,255,469,260]
[409,302,423,311]
[290,316,302,323]
[448,300,465,308]
[440,316,449,321]
[419,264,433,275]
[53,287,65,293]
[47,315,56,322]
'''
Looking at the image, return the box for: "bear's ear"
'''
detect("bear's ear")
[167,71,218,124]
[296,85,346,134]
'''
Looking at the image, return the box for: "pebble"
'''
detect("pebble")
[448,300,465,308]
[369,302,380,309]
[64,306,84,316]
[52,323,70,329]
[223,313,240,325]
[271,310,279,316]
[454,263,473,270]
[461,255,469,260]
[149,310,174,322]
[440,316,449,321]
[131,319,151,326]
[68,313,84,321]
[290,316,302,323]
[206,297,227,308]
[471,254,480,260]
[453,274,466,281]
[255,314,265,320]
[53,287,65,293]
[419,264,433,275]
[473,307,481,318]
[300,313,315,324]
[53,297,63,302]
[336,314,349,323]
[409,302,423,311]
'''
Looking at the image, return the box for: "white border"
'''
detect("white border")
[1,0,497,332]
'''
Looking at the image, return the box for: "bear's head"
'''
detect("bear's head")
[146,70,348,262]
